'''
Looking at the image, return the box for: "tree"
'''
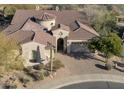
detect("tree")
[91,12,119,36]
[3,6,16,16]
[0,32,24,72]
[3,6,16,21]
[88,32,122,64]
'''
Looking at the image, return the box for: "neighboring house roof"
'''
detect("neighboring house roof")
[68,21,99,40]
[35,12,56,21]
[52,24,70,31]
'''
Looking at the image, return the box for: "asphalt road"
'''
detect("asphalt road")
[60,81,124,89]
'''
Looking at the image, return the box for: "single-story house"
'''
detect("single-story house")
[3,10,99,66]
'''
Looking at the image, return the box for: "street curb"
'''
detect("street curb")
[38,73,124,89]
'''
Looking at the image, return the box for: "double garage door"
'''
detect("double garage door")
[70,42,89,53]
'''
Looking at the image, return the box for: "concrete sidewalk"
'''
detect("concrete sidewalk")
[37,74,124,89]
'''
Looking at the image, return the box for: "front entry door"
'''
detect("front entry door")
[57,38,64,52]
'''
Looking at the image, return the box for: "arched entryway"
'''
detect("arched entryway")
[57,38,64,52]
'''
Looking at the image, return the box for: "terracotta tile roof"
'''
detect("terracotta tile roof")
[3,10,99,45]
[68,21,99,40]
[33,30,56,46]
[21,18,46,31]
[7,19,56,46]
[52,24,70,31]
[77,21,99,36]
[7,30,35,44]
[11,10,87,26]
[69,20,80,31]
[4,10,87,36]
[3,24,23,35]
[35,12,56,21]
[68,28,97,41]
[3,18,30,35]
[22,19,56,45]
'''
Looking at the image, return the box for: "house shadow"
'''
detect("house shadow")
[68,52,90,60]
[113,61,124,67]
[65,52,105,62]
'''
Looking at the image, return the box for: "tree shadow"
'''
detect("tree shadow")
[113,61,124,67]
[95,64,107,70]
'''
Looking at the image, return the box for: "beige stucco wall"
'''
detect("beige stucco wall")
[52,29,69,52]
[39,19,55,30]
[21,41,54,67]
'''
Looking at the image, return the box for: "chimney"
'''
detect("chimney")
[36,5,40,11]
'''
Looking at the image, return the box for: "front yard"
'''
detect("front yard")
[0,53,124,89]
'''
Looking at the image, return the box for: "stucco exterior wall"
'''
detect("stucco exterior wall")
[52,29,69,52]
[39,19,55,30]
[21,41,54,67]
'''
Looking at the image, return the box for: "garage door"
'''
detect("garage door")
[70,42,89,53]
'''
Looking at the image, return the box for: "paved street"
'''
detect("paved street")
[60,81,124,89]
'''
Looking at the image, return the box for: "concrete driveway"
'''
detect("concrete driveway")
[55,53,124,76]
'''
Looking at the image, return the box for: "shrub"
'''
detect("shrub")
[43,71,50,77]
[3,83,17,89]
[53,59,64,70]
[23,66,33,73]
[28,71,44,81]
[45,59,64,71]
[19,77,30,84]
[105,63,112,70]
[39,72,44,80]
[33,63,44,70]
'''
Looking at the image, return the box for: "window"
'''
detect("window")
[71,42,84,45]
[29,50,37,63]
